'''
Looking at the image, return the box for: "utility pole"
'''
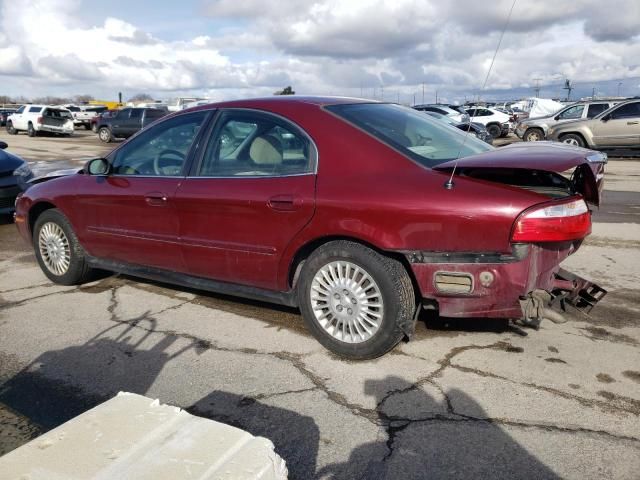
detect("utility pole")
[533,78,542,97]
[592,87,596,100]
[422,83,425,104]
[413,93,416,105]
[381,85,384,101]
[617,82,623,97]
[435,90,438,104]
[563,79,573,101]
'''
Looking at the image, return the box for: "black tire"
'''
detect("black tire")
[523,128,545,142]
[6,121,17,135]
[297,240,416,360]
[33,209,93,285]
[84,123,91,130]
[27,122,37,137]
[486,124,501,138]
[98,127,112,143]
[559,133,586,148]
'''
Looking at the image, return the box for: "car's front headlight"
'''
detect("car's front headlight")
[13,163,33,178]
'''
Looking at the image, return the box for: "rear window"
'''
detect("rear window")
[327,103,492,168]
[145,109,166,119]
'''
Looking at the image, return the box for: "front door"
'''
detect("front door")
[175,109,317,291]
[73,110,209,271]
[591,101,640,147]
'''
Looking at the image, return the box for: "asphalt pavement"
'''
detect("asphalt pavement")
[1,130,639,479]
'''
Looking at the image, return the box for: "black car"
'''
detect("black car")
[0,109,17,127]
[425,111,493,144]
[0,141,33,215]
[96,107,167,143]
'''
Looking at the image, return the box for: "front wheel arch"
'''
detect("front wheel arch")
[28,201,57,240]
[559,132,587,148]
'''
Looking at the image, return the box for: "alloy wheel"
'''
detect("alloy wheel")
[38,222,71,275]
[310,260,384,344]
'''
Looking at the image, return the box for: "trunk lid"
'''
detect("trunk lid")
[434,142,606,206]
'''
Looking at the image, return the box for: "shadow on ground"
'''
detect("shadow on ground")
[0,316,559,479]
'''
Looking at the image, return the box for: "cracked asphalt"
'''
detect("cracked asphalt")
[1,131,639,479]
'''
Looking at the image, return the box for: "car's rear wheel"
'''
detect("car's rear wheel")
[98,127,112,143]
[33,209,93,285]
[560,133,585,148]
[486,123,501,138]
[524,128,544,142]
[6,121,17,135]
[297,240,415,360]
[84,123,91,130]
[27,122,37,137]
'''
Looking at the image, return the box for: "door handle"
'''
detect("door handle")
[145,192,168,206]
[627,121,639,125]
[268,194,302,211]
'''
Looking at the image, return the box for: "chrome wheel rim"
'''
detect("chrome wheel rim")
[310,261,384,344]
[527,131,541,141]
[38,222,71,275]
[563,137,579,146]
[99,129,109,141]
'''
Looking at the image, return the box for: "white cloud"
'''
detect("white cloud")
[0,0,639,101]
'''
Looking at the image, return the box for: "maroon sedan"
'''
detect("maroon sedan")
[15,97,606,359]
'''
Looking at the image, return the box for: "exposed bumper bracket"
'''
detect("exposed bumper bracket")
[551,268,607,314]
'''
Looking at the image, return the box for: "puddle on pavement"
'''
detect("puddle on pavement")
[545,357,567,364]
[596,373,615,383]
[622,370,640,383]
[580,326,638,346]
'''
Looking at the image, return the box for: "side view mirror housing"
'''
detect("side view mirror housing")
[601,114,611,122]
[554,115,560,121]
[0,141,7,150]
[85,158,111,175]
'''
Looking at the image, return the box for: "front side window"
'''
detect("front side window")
[197,111,314,177]
[328,103,492,168]
[16,106,25,114]
[558,105,584,119]
[610,102,640,119]
[111,111,207,176]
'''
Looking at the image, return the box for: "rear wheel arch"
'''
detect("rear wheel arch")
[287,235,420,302]
[559,132,587,147]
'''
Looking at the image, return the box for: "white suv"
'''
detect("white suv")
[6,105,74,137]
[465,107,511,138]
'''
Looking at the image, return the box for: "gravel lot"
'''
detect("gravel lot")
[1,130,639,479]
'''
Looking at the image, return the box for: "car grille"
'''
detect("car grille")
[0,196,16,209]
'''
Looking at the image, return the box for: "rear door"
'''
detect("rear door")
[175,109,317,290]
[591,101,640,147]
[109,108,130,137]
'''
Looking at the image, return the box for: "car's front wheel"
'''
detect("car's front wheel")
[33,209,93,285]
[524,128,544,142]
[560,133,585,148]
[486,123,501,138]
[297,241,415,360]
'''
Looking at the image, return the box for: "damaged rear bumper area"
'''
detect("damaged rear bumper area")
[405,243,607,326]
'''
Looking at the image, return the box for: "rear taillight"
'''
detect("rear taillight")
[37,116,43,124]
[512,198,591,242]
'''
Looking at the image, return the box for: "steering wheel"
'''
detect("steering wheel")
[153,149,185,176]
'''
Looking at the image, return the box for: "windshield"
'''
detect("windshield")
[327,103,492,168]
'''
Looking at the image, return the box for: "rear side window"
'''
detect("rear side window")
[145,109,165,119]
[129,109,143,119]
[586,104,608,118]
[28,106,42,113]
[197,111,314,177]
[557,105,584,119]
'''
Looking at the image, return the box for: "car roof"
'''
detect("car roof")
[184,96,375,112]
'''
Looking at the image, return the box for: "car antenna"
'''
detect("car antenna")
[445,0,517,190]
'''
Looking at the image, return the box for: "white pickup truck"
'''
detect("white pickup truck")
[6,105,75,137]
[64,105,107,130]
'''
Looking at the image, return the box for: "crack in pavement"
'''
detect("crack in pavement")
[3,277,640,464]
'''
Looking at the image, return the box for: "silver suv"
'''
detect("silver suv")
[515,101,618,142]
[548,99,640,149]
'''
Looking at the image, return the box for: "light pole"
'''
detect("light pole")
[617,82,622,97]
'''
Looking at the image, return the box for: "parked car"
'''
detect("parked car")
[15,97,606,359]
[516,101,619,142]
[96,107,167,142]
[464,107,511,138]
[413,104,470,123]
[91,110,118,132]
[547,99,640,149]
[0,141,33,215]
[0,109,17,126]
[425,111,493,144]
[64,105,108,130]
[6,105,74,137]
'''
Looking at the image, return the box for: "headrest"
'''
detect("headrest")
[249,135,283,165]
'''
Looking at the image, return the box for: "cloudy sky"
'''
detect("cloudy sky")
[0,0,639,103]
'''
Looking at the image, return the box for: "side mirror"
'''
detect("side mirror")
[86,158,111,175]
[601,114,611,122]
[554,115,560,121]
[0,141,7,150]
